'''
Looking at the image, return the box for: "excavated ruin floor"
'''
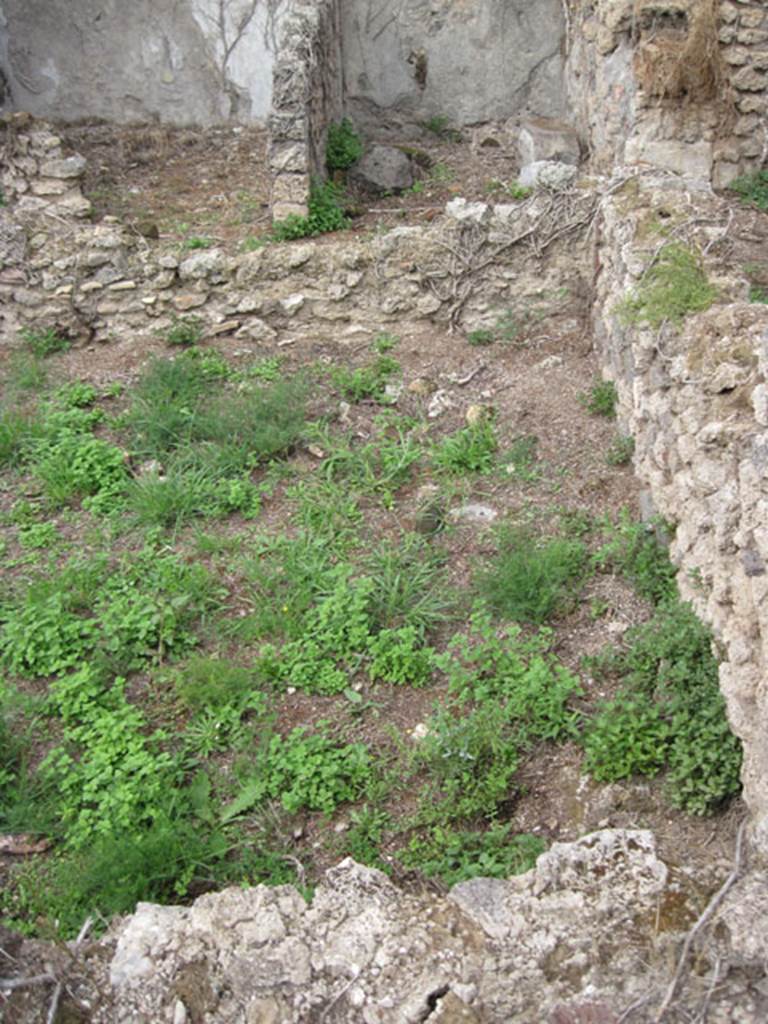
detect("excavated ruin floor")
[1,122,761,1021]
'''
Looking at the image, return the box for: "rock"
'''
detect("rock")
[517,119,581,167]
[427,389,456,418]
[280,293,305,316]
[178,249,227,281]
[465,404,493,426]
[445,197,491,224]
[430,991,481,1022]
[349,145,414,194]
[39,155,87,178]
[448,503,498,525]
[518,161,578,191]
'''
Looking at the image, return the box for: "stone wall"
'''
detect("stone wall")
[0,0,286,125]
[0,117,591,349]
[340,0,566,133]
[565,0,768,186]
[592,172,768,851]
[268,0,344,220]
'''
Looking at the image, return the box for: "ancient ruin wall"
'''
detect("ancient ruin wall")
[593,175,768,850]
[0,0,286,126]
[566,0,768,186]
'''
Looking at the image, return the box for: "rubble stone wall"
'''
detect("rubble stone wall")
[593,174,768,851]
[565,0,768,186]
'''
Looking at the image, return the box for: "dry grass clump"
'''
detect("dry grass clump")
[632,0,722,103]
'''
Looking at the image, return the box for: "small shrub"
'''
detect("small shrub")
[477,526,587,624]
[618,243,718,328]
[326,118,364,172]
[20,327,70,358]
[581,379,617,418]
[729,170,768,211]
[165,315,203,347]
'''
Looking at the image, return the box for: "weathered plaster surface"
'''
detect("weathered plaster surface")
[340,0,566,129]
[0,0,284,125]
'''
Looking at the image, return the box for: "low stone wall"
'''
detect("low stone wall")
[10,834,768,1023]
[0,119,591,350]
[268,0,343,220]
[593,174,768,850]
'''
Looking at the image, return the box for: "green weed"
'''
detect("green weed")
[729,170,768,211]
[326,118,364,172]
[477,525,587,624]
[401,824,544,887]
[606,434,635,466]
[467,328,495,346]
[223,727,372,819]
[580,379,617,418]
[20,326,70,358]
[434,422,497,474]
[165,315,204,347]
[331,355,400,403]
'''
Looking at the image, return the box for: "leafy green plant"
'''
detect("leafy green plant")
[416,701,520,821]
[436,608,582,741]
[223,727,372,818]
[374,333,398,354]
[476,525,587,624]
[729,170,768,211]
[165,315,203,347]
[326,118,364,172]
[618,243,718,328]
[749,285,768,304]
[401,824,544,886]
[434,422,497,474]
[583,692,669,780]
[32,433,128,510]
[368,626,435,686]
[580,379,617,418]
[272,180,350,241]
[582,599,742,813]
[20,326,70,358]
